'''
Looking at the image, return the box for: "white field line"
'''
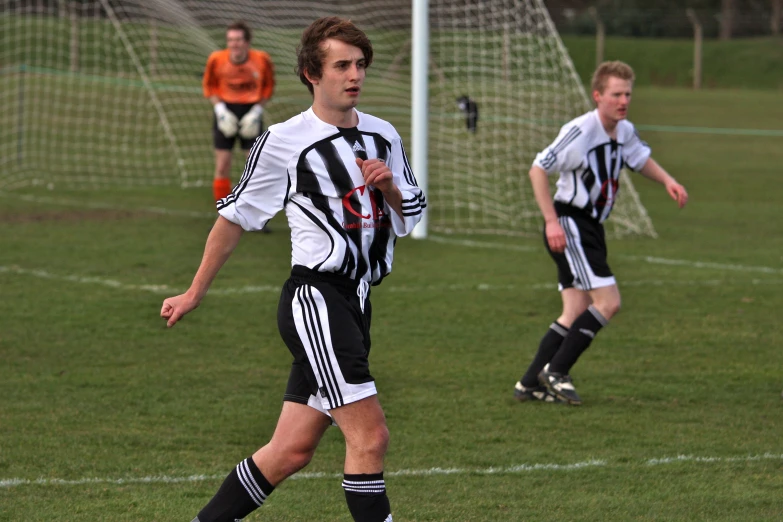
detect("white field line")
[622,255,783,275]
[2,454,782,489]
[0,192,217,220]
[5,194,780,276]
[2,265,782,296]
[1,462,606,489]
[427,235,538,252]
[0,265,192,295]
[646,453,783,465]
[429,235,783,275]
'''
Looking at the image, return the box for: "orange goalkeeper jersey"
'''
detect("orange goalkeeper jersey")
[202,49,275,104]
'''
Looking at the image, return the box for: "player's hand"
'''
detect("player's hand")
[355,157,394,193]
[214,102,238,138]
[666,181,689,208]
[160,293,200,328]
[545,220,566,253]
[238,104,263,139]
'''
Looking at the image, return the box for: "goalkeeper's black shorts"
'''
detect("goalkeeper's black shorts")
[212,102,263,150]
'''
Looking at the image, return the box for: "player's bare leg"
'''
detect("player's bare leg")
[212,149,233,201]
[557,287,593,328]
[193,402,331,522]
[252,401,332,483]
[330,395,392,522]
[587,284,621,321]
[331,395,388,474]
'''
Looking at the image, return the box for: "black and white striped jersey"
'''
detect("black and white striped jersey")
[533,109,651,223]
[217,107,426,286]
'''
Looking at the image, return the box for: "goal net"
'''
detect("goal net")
[0,0,654,238]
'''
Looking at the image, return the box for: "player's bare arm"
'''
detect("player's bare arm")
[160,216,244,328]
[529,164,566,252]
[639,157,689,208]
[355,157,404,219]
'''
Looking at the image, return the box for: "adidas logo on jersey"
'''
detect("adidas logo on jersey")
[352,141,366,153]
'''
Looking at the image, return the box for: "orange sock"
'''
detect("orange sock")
[213,178,232,201]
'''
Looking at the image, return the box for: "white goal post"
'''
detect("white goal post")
[0,0,655,239]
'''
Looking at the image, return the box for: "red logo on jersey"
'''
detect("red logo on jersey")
[342,185,389,229]
[598,178,620,207]
[342,185,386,220]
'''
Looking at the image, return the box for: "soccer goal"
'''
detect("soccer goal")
[0,0,654,238]
[420,0,655,238]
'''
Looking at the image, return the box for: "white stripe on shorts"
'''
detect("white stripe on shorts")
[292,285,377,411]
[293,285,344,408]
[559,216,616,291]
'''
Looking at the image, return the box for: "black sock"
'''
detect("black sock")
[343,472,392,522]
[548,306,608,375]
[196,457,275,522]
[520,321,568,387]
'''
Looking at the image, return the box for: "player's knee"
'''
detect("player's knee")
[289,448,317,473]
[279,445,318,476]
[348,424,390,460]
[596,297,621,320]
[365,424,390,458]
[611,295,621,316]
[376,424,390,454]
[559,309,584,328]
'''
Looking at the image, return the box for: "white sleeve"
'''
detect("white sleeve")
[386,137,426,237]
[216,132,289,231]
[622,123,652,171]
[532,124,585,175]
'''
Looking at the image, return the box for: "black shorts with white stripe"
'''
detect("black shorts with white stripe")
[545,203,616,291]
[277,266,377,415]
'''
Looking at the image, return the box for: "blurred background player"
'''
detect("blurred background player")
[203,21,275,202]
[514,61,688,405]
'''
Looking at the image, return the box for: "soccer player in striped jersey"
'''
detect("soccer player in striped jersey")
[161,17,425,522]
[203,21,275,202]
[514,61,688,405]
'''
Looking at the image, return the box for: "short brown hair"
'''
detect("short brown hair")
[296,17,373,95]
[227,21,251,43]
[591,61,635,94]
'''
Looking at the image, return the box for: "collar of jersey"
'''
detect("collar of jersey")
[307,106,362,131]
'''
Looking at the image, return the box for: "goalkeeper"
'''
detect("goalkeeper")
[203,21,275,202]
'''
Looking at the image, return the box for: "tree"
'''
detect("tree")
[720,0,735,39]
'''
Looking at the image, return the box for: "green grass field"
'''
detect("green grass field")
[563,35,783,90]
[1,84,782,521]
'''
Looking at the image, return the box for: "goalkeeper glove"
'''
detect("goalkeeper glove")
[238,104,264,139]
[214,102,238,137]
